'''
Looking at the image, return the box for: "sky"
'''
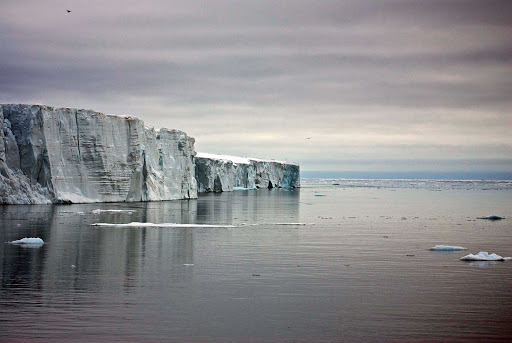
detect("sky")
[1,0,511,175]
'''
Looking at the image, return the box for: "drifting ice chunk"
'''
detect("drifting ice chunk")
[460,251,511,261]
[233,186,258,191]
[91,209,136,214]
[429,245,467,251]
[9,237,44,245]
[476,216,504,221]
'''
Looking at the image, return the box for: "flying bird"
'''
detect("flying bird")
[66,9,71,13]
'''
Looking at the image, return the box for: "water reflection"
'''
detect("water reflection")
[1,189,300,298]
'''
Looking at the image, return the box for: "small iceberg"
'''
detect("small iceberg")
[460,251,511,261]
[476,216,504,221]
[233,186,257,191]
[429,245,467,251]
[9,237,45,246]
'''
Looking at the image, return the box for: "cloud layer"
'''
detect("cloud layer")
[1,0,511,172]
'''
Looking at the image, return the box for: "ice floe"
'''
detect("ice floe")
[91,222,238,228]
[233,186,258,191]
[460,251,511,261]
[92,222,313,228]
[269,223,312,226]
[9,237,44,245]
[429,245,467,251]
[91,209,136,214]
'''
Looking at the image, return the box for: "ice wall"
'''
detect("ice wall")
[0,104,197,204]
[195,153,300,193]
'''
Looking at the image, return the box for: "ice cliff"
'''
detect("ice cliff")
[0,104,197,204]
[195,153,300,193]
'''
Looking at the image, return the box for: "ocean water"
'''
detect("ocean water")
[1,179,512,342]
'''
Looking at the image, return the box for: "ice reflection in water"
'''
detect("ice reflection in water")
[1,185,511,342]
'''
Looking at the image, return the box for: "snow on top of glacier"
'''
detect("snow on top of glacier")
[196,152,298,166]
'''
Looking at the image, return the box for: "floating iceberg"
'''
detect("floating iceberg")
[91,209,136,214]
[429,245,467,251]
[476,216,504,221]
[233,186,258,191]
[460,251,511,261]
[9,237,45,245]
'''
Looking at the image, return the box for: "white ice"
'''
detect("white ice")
[460,251,511,261]
[233,186,258,191]
[9,237,44,245]
[91,209,136,214]
[91,222,237,228]
[241,222,314,226]
[196,152,299,166]
[270,223,313,226]
[429,245,467,251]
[196,152,251,165]
[91,222,312,228]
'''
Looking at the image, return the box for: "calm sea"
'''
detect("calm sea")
[1,179,512,342]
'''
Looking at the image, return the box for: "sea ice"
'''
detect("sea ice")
[233,186,258,191]
[91,222,312,228]
[429,245,467,251]
[9,237,44,245]
[460,251,511,261]
[91,222,238,228]
[270,223,312,226]
[91,209,136,214]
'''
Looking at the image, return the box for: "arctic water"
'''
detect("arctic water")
[1,179,512,342]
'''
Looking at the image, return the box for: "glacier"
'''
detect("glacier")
[195,152,300,193]
[1,104,300,204]
[1,104,197,204]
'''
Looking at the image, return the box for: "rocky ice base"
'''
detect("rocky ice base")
[1,104,197,204]
[195,152,300,193]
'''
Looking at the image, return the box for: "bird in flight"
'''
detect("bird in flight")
[306,137,312,140]
[66,9,71,13]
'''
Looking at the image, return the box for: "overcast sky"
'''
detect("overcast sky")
[1,0,511,173]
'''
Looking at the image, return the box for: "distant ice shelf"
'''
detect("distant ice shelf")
[1,104,300,204]
[195,152,300,193]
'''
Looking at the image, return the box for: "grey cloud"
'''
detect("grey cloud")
[1,0,510,172]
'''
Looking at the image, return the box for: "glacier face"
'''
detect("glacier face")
[195,153,300,193]
[0,104,197,204]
